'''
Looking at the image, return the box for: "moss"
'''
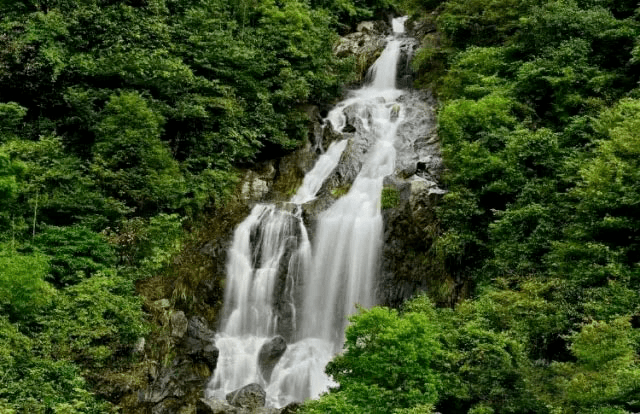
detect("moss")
[381,186,400,209]
[331,183,351,198]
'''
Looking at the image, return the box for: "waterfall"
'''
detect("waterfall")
[207,16,417,407]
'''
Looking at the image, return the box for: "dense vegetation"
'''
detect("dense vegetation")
[3,0,640,412]
[303,0,640,413]
[0,0,396,411]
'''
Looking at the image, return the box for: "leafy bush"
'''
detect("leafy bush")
[381,186,400,209]
[45,272,149,367]
[0,316,110,414]
[302,304,442,413]
[0,247,54,322]
[32,225,116,287]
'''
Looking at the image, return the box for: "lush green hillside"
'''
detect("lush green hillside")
[3,0,640,412]
[0,0,393,411]
[303,0,640,413]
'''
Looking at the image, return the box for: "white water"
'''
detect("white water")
[207,17,411,407]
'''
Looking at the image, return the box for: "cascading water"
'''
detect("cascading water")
[208,16,419,407]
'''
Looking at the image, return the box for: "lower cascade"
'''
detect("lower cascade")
[206,16,437,407]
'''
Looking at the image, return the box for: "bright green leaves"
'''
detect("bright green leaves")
[32,225,117,287]
[0,0,378,411]
[0,315,109,414]
[0,247,53,322]
[45,273,149,366]
[416,0,640,410]
[547,318,640,413]
[544,98,640,291]
[440,47,509,100]
[0,151,22,215]
[0,103,27,141]
[437,0,541,47]
[93,91,185,211]
[581,98,640,217]
[303,305,442,414]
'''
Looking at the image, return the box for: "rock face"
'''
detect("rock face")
[375,89,456,308]
[258,336,287,381]
[226,383,267,410]
[197,397,281,414]
[197,398,239,414]
[185,316,219,370]
[171,311,189,338]
[138,317,220,414]
[334,20,390,83]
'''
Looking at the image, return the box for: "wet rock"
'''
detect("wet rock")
[334,21,390,82]
[154,298,171,309]
[197,398,239,414]
[390,104,401,122]
[258,336,287,381]
[226,383,266,410]
[188,316,216,341]
[280,402,302,414]
[171,311,188,338]
[256,409,281,414]
[240,173,270,202]
[356,20,388,35]
[183,317,219,369]
[140,364,185,405]
[397,39,420,89]
[321,123,344,150]
[184,336,219,370]
[139,316,220,413]
[133,337,146,355]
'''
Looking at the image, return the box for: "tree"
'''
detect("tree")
[93,91,185,212]
[0,247,54,322]
[303,304,442,414]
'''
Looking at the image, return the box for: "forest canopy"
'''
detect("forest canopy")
[0,0,391,411]
[303,0,640,413]
[2,0,640,412]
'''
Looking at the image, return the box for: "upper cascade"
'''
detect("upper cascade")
[206,16,435,408]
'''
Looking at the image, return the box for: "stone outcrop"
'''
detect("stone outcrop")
[170,311,188,338]
[197,397,281,414]
[226,383,267,410]
[137,317,220,414]
[258,336,287,382]
[375,89,456,307]
[334,20,390,83]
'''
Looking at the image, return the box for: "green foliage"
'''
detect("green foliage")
[0,0,392,410]
[0,317,109,414]
[543,318,640,413]
[0,247,54,322]
[107,213,183,278]
[93,92,185,212]
[0,151,22,214]
[403,0,640,412]
[45,272,149,367]
[2,136,130,232]
[302,304,442,413]
[32,225,117,287]
[381,186,400,209]
[0,102,27,140]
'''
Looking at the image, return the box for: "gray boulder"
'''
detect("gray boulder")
[197,398,239,414]
[188,316,216,340]
[170,311,188,338]
[183,336,219,370]
[226,383,266,410]
[257,336,287,381]
[184,316,219,370]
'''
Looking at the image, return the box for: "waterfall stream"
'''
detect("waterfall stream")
[207,16,420,407]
